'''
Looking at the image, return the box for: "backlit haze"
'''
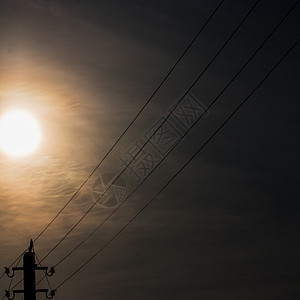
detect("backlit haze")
[0,1,299,299]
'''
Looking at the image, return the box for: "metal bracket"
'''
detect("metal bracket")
[36,289,56,299]
[4,267,23,278]
[4,290,14,300]
[47,267,55,277]
[46,289,56,299]
[5,289,56,300]
[35,266,55,276]
[5,290,24,300]
[4,268,14,278]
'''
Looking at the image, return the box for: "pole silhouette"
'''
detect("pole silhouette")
[4,240,56,300]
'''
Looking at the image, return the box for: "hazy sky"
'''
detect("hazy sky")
[0,0,299,299]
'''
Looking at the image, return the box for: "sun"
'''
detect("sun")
[0,110,41,157]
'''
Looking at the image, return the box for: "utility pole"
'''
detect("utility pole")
[4,240,56,300]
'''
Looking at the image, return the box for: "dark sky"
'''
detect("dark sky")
[0,0,299,299]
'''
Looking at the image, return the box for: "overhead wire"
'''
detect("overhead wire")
[0,0,225,280]
[7,255,22,291]
[44,0,298,271]
[32,0,225,244]
[0,252,25,281]
[54,36,299,292]
[1,278,22,300]
[2,0,298,296]
[38,0,260,264]
[35,251,52,291]
[1,248,53,300]
[1,255,23,300]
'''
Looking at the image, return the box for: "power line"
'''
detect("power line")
[3,243,55,300]
[32,0,225,244]
[17,250,52,300]
[1,255,23,300]
[35,252,52,291]
[34,252,54,293]
[54,36,299,292]
[0,0,225,282]
[46,0,299,270]
[1,278,22,300]
[1,254,23,300]
[0,252,24,281]
[1,247,54,300]
[39,0,260,264]
[7,255,22,291]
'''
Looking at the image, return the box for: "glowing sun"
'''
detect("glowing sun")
[0,110,41,156]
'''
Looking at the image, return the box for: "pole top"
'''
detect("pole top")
[28,239,34,253]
